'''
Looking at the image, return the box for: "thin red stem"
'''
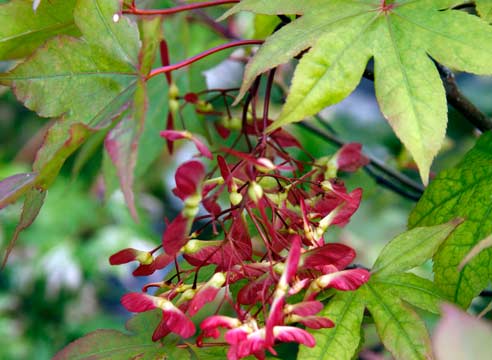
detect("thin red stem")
[124,0,240,16]
[147,40,263,80]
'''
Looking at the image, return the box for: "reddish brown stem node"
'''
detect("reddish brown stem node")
[147,40,263,80]
[123,0,240,16]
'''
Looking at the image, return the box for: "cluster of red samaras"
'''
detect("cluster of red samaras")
[110,129,370,360]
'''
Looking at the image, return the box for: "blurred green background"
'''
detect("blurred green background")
[0,1,490,358]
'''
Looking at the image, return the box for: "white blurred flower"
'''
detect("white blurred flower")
[40,244,82,299]
[32,0,41,11]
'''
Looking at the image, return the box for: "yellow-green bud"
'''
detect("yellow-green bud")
[169,83,179,99]
[229,191,243,206]
[169,98,180,113]
[136,251,153,265]
[248,181,263,203]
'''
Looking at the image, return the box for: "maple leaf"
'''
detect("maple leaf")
[476,0,492,22]
[222,0,492,183]
[0,0,79,60]
[0,0,161,261]
[409,131,492,307]
[53,310,191,359]
[298,220,460,360]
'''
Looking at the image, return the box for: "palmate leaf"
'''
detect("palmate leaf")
[54,310,191,360]
[409,131,492,307]
[372,220,461,278]
[301,221,459,360]
[0,0,79,60]
[298,291,365,360]
[0,0,142,200]
[223,0,492,183]
[363,282,433,360]
[0,0,159,255]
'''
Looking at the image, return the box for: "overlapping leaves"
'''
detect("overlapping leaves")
[409,131,492,307]
[299,220,460,360]
[223,0,492,182]
[53,310,190,360]
[0,0,161,259]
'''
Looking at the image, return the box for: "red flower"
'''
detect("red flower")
[109,248,152,266]
[162,213,190,256]
[109,248,174,276]
[334,143,370,172]
[121,292,195,340]
[200,315,241,339]
[284,301,335,329]
[266,237,301,343]
[188,272,226,316]
[313,182,363,227]
[160,130,213,159]
[173,160,206,201]
[131,253,174,276]
[300,243,356,271]
[201,317,315,360]
[183,216,252,270]
[306,268,371,300]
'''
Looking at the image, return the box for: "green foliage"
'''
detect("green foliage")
[372,220,462,278]
[477,0,492,22]
[53,310,189,360]
[409,131,492,307]
[298,291,365,360]
[0,0,79,60]
[0,0,163,243]
[302,221,459,360]
[223,0,492,182]
[0,0,141,206]
[0,0,492,359]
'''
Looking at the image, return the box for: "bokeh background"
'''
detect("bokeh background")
[1,1,491,358]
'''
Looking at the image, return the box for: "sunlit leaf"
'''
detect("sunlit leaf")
[372,220,461,278]
[458,234,492,271]
[223,0,492,182]
[476,0,492,22]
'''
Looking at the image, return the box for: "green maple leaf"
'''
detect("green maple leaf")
[53,310,191,360]
[222,0,492,183]
[0,0,162,259]
[0,0,156,207]
[476,0,492,22]
[0,0,79,60]
[409,131,492,307]
[299,221,459,360]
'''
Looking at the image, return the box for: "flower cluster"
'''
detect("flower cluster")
[110,120,370,359]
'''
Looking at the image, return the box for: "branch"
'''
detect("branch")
[188,9,240,40]
[436,63,492,132]
[123,0,240,16]
[297,121,425,201]
[147,40,263,79]
[364,65,492,132]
